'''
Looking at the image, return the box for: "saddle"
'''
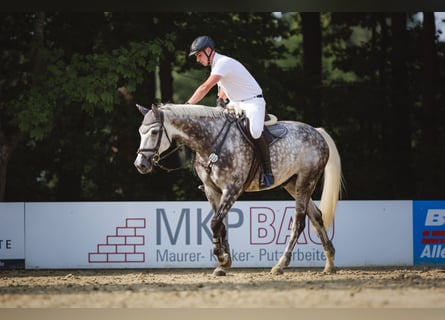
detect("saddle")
[229,113,288,147]
[263,114,288,145]
[225,112,288,188]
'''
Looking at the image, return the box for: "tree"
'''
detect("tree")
[301,12,322,127]
[1,12,171,200]
[324,13,418,199]
[3,12,445,202]
[386,13,413,198]
[417,12,439,197]
[0,13,46,200]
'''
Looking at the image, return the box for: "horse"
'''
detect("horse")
[134,103,342,276]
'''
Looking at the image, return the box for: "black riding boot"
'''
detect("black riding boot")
[254,133,274,188]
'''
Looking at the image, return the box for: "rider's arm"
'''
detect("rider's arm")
[186,74,222,105]
[218,87,228,101]
[216,86,229,108]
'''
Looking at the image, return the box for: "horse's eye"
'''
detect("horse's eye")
[151,129,159,135]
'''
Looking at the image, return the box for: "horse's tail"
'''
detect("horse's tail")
[316,128,343,230]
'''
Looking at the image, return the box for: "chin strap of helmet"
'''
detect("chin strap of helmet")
[204,48,214,67]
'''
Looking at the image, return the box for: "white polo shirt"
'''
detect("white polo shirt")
[211,52,262,102]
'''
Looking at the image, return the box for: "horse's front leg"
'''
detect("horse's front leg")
[194,158,232,275]
[199,182,232,274]
[210,189,241,276]
[211,217,232,276]
[194,154,245,276]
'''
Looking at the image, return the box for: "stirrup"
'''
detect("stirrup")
[260,173,274,188]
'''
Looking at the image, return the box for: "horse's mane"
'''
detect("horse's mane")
[159,103,224,119]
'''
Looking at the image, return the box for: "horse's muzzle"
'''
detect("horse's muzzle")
[134,153,153,174]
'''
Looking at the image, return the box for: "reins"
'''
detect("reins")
[152,142,186,173]
[136,109,186,173]
[208,114,237,157]
[137,107,238,174]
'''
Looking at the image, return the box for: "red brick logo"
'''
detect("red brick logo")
[88,218,146,263]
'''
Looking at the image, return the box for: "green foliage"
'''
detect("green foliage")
[2,12,445,202]
[11,40,169,142]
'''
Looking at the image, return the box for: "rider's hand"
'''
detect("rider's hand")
[216,98,229,108]
[224,103,243,117]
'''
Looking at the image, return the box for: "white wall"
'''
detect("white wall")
[0,203,25,267]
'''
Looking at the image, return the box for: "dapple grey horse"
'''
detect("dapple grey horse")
[134,103,342,276]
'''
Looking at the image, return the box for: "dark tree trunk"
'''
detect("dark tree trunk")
[0,12,45,201]
[419,12,438,196]
[301,12,322,127]
[55,105,84,201]
[159,51,174,103]
[422,13,436,142]
[387,13,413,198]
[0,133,19,201]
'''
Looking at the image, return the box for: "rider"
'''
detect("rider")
[185,35,274,188]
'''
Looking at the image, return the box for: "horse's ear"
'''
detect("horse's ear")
[136,104,150,116]
[151,104,160,117]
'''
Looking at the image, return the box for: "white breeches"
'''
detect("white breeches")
[231,98,266,139]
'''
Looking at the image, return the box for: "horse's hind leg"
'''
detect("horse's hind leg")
[271,198,307,275]
[271,178,309,275]
[307,200,336,274]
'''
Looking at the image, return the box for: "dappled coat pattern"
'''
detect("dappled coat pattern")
[134,103,342,276]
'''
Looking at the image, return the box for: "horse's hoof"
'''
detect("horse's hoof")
[271,265,284,275]
[323,267,336,274]
[212,267,227,276]
[219,253,232,268]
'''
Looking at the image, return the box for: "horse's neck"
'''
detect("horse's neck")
[166,114,225,153]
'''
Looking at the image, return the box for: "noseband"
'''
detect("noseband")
[136,109,183,172]
[136,109,168,164]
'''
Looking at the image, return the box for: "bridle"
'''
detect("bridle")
[136,109,184,172]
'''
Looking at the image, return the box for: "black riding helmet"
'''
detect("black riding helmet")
[188,35,216,56]
[189,35,215,66]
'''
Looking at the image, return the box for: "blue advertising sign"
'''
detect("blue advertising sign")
[413,201,445,266]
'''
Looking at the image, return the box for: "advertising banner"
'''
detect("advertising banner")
[334,200,413,266]
[24,200,414,269]
[0,203,25,269]
[413,200,445,266]
[25,202,150,269]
